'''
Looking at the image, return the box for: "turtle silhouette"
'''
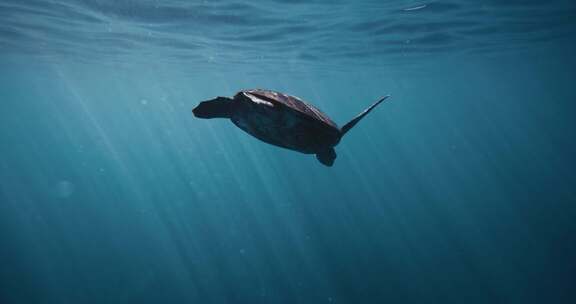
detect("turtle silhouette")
[193,89,390,166]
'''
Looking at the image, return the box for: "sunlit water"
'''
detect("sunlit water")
[1,1,575,303]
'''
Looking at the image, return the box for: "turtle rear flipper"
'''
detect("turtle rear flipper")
[316,148,336,167]
[193,97,233,119]
[340,95,390,136]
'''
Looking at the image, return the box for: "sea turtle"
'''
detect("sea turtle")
[192,89,390,166]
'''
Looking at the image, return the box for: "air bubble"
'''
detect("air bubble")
[56,180,74,198]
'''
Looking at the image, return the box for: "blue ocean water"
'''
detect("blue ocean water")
[1,0,576,303]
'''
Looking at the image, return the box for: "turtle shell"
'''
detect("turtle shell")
[241,89,339,129]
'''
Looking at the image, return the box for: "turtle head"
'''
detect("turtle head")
[193,97,233,119]
[316,148,337,167]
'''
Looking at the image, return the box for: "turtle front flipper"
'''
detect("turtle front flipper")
[193,97,233,119]
[316,148,336,167]
[340,95,390,136]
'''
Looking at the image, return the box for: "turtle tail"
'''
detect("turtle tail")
[193,97,233,119]
[340,95,390,136]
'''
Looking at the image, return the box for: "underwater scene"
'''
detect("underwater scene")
[1,0,575,303]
